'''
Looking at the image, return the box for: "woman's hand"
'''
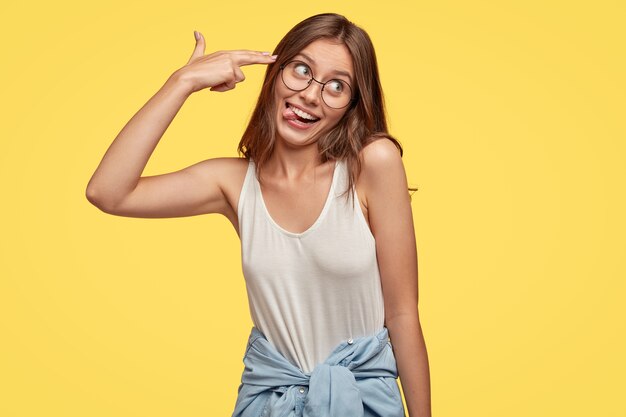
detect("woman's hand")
[172,30,277,94]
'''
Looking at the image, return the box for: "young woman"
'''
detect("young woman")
[86,13,431,417]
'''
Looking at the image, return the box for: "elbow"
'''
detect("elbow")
[85,185,116,213]
[85,184,97,205]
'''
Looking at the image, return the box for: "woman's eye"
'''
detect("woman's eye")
[294,64,310,76]
[328,80,344,93]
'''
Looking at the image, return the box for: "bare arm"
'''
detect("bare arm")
[363,138,432,417]
[85,73,191,212]
[85,31,277,217]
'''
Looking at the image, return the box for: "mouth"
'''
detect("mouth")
[285,102,321,124]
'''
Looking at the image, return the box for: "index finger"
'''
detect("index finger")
[227,49,273,55]
[232,51,278,66]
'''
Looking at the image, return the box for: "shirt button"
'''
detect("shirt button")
[347,337,354,344]
[299,387,305,394]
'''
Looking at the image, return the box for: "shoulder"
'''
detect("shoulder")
[359,137,403,169]
[201,156,250,218]
[216,156,251,195]
[357,137,407,207]
[359,137,405,188]
[194,156,249,189]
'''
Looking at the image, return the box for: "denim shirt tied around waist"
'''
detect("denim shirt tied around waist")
[231,326,406,417]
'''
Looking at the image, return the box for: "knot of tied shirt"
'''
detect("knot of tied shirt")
[237,327,399,417]
[271,361,367,417]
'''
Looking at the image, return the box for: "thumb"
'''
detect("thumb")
[187,30,205,64]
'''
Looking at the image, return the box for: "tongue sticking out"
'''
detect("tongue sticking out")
[283,105,298,121]
[283,105,318,123]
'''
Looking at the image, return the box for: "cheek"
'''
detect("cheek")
[274,80,292,99]
[327,109,348,126]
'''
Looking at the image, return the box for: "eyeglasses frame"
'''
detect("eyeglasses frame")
[278,60,358,109]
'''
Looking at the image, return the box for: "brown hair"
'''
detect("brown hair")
[237,13,418,208]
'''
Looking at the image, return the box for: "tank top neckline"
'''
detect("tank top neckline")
[252,158,341,239]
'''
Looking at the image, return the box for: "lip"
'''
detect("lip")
[286,101,321,120]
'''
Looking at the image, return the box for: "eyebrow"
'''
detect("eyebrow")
[295,52,353,84]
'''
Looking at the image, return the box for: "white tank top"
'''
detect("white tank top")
[237,157,385,374]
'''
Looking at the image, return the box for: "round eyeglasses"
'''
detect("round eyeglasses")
[279,60,356,109]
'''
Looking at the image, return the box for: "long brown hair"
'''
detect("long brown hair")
[237,13,418,208]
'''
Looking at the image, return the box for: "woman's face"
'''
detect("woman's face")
[274,38,354,147]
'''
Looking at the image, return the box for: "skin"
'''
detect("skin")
[360,139,432,417]
[86,30,431,417]
[259,38,355,234]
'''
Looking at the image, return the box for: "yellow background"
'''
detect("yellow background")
[1,0,624,416]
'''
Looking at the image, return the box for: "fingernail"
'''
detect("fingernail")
[194,30,199,40]
[261,51,270,55]
[270,55,278,59]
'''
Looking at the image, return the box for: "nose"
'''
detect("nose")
[299,79,323,106]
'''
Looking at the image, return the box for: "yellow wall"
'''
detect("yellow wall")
[1,0,624,416]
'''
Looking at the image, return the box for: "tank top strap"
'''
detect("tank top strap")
[333,157,357,210]
[335,158,376,243]
[237,158,256,238]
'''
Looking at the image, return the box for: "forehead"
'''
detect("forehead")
[294,39,354,80]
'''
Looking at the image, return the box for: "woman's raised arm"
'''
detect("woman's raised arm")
[85,31,276,217]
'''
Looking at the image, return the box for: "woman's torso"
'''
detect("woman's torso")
[221,156,385,374]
